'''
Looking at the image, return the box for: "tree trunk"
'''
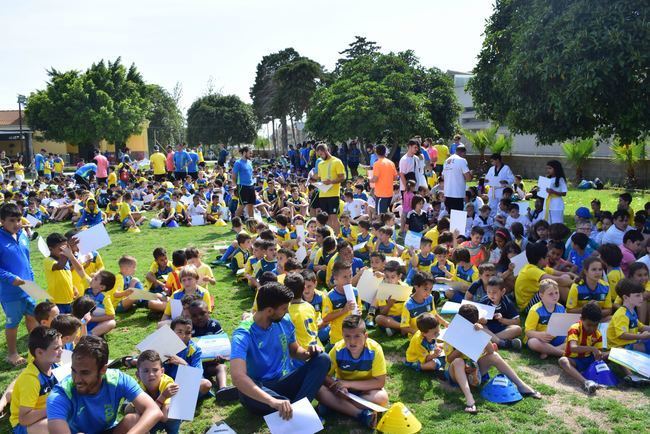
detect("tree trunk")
[290,117,297,144]
[280,116,288,153]
[272,119,278,158]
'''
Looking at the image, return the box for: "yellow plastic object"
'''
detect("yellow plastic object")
[127,226,141,233]
[376,402,422,434]
[214,219,228,227]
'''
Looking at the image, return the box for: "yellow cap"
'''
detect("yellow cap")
[214,219,228,227]
[376,402,421,434]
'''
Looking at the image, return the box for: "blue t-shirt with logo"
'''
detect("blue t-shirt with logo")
[173,151,190,172]
[188,151,199,172]
[75,163,97,178]
[0,228,33,302]
[34,153,44,171]
[233,158,254,186]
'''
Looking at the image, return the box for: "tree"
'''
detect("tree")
[463,124,499,171]
[561,138,596,182]
[186,94,257,146]
[610,139,646,187]
[145,84,184,148]
[468,0,649,144]
[26,58,151,156]
[489,133,513,155]
[335,36,381,74]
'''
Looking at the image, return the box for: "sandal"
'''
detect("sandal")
[464,402,478,414]
[520,389,543,399]
[5,355,26,367]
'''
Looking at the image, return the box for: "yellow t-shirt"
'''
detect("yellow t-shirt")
[423,226,439,245]
[514,264,547,311]
[322,287,362,343]
[400,295,438,332]
[107,172,117,188]
[317,157,345,198]
[605,268,625,305]
[607,306,645,348]
[164,286,212,316]
[289,301,320,349]
[433,145,449,164]
[44,160,52,175]
[53,159,64,173]
[196,262,214,287]
[328,338,386,381]
[44,257,74,304]
[406,330,437,364]
[565,321,602,358]
[150,152,167,175]
[118,202,132,221]
[9,362,57,427]
[13,162,24,176]
[137,373,175,405]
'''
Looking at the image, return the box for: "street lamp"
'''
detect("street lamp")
[17,94,27,157]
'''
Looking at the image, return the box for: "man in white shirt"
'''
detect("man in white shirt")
[485,153,514,216]
[398,139,420,192]
[442,144,472,211]
[601,209,632,245]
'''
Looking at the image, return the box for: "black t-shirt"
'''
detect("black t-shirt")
[192,319,223,337]
[406,210,428,233]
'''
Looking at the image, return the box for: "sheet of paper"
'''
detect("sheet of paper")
[53,364,71,382]
[24,214,41,227]
[132,200,144,210]
[608,347,650,378]
[263,397,323,434]
[313,182,332,193]
[180,195,193,206]
[20,281,50,301]
[296,246,307,263]
[149,218,163,228]
[194,333,231,359]
[37,236,50,258]
[295,225,305,241]
[60,349,73,365]
[517,201,530,215]
[143,193,154,203]
[136,325,186,362]
[49,200,61,208]
[537,176,551,199]
[432,283,450,293]
[546,313,582,336]
[599,322,609,348]
[440,301,461,315]
[343,284,360,314]
[384,256,405,266]
[127,290,158,301]
[437,328,446,342]
[73,203,82,213]
[510,251,528,276]
[404,230,423,249]
[449,209,467,235]
[168,365,202,421]
[170,299,183,319]
[376,282,412,302]
[352,241,367,252]
[269,224,279,233]
[345,392,388,412]
[460,300,496,320]
[442,314,492,362]
[191,215,206,226]
[75,224,111,255]
[206,422,238,434]
[357,269,381,303]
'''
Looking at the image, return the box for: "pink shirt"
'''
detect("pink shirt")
[402,191,415,213]
[94,154,109,178]
[427,146,438,164]
[166,152,174,171]
[620,245,636,276]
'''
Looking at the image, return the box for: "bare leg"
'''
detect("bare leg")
[527,337,564,358]
[328,214,340,235]
[316,386,364,417]
[558,356,587,385]
[112,413,140,434]
[5,328,24,365]
[449,358,475,406]
[495,325,522,340]
[360,388,389,407]
[25,418,49,434]
[90,320,116,337]
[0,379,16,415]
[479,352,535,394]
[375,315,401,332]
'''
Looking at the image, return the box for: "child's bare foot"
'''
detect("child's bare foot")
[464,401,477,414]
[540,353,548,360]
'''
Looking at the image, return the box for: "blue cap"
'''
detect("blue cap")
[480,374,523,404]
[575,206,592,219]
[584,361,618,386]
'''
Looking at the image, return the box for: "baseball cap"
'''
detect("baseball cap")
[575,207,592,219]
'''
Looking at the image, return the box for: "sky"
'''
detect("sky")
[1,0,495,113]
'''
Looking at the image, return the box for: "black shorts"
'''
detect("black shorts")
[445,196,465,212]
[174,171,186,181]
[319,197,340,215]
[376,196,392,214]
[37,170,44,177]
[238,185,256,205]
[154,174,166,182]
[188,171,198,180]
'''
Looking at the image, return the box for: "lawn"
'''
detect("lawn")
[0,186,649,434]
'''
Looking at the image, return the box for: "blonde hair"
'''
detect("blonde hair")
[179,264,199,280]
[539,279,559,294]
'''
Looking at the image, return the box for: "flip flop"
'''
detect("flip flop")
[5,355,26,367]
[520,390,543,399]
[464,402,478,414]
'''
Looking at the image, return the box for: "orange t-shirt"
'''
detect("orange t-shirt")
[372,158,397,198]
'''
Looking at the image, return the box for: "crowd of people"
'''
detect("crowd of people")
[0,135,649,433]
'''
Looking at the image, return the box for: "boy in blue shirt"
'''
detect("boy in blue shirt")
[164,317,212,397]
[479,276,523,350]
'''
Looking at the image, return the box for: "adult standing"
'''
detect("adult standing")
[300,143,312,176]
[433,139,449,176]
[423,137,438,167]
[0,151,10,182]
[442,144,472,211]
[165,145,175,180]
[187,147,200,180]
[0,203,37,366]
[47,336,162,433]
[485,153,515,216]
[541,160,568,224]
[312,143,346,233]
[197,142,206,169]
[398,139,420,194]
[93,149,109,185]
[73,162,97,190]
[218,144,229,167]
[149,146,167,182]
[365,144,378,168]
[450,134,464,155]
[371,145,398,214]
[173,143,190,181]
[231,282,330,417]
[33,149,46,178]
[347,142,361,178]
[232,146,255,219]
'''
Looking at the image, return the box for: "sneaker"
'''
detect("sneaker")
[584,380,598,394]
[214,385,239,403]
[384,327,394,337]
[365,316,376,328]
[511,338,522,351]
[497,339,511,349]
[356,409,377,429]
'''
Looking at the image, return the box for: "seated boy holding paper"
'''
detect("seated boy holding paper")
[405,313,445,375]
[400,271,448,337]
[525,279,567,359]
[607,278,650,359]
[373,260,409,336]
[160,266,212,324]
[317,315,387,429]
[322,262,362,348]
[164,317,212,397]
[445,304,541,414]
[478,277,522,350]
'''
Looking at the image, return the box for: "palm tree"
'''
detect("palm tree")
[463,124,499,174]
[610,139,646,187]
[489,133,513,155]
[561,138,596,182]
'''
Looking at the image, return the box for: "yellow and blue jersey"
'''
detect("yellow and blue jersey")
[406,330,437,364]
[230,248,250,273]
[524,301,566,340]
[412,252,435,272]
[10,362,58,428]
[289,301,320,349]
[430,260,455,279]
[607,306,645,348]
[566,280,611,311]
[164,286,212,316]
[328,338,387,381]
[163,339,202,379]
[455,264,479,285]
[322,287,362,343]
[400,294,438,332]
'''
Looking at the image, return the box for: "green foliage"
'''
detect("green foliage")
[561,138,596,181]
[334,35,381,74]
[145,84,184,148]
[186,94,257,146]
[463,124,499,158]
[490,133,513,155]
[468,0,650,144]
[253,135,270,150]
[306,47,460,145]
[610,139,646,186]
[26,58,151,155]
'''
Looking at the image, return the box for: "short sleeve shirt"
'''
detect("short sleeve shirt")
[233,159,254,186]
[514,264,547,311]
[442,154,470,198]
[372,158,397,198]
[317,157,345,198]
[328,338,386,381]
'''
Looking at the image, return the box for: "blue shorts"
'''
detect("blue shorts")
[56,303,72,314]
[405,357,445,372]
[318,325,330,346]
[572,355,595,373]
[12,424,27,434]
[445,365,490,387]
[625,341,650,353]
[1,297,36,329]
[390,315,401,323]
[449,291,465,303]
[550,336,566,346]
[86,320,97,333]
[121,217,132,228]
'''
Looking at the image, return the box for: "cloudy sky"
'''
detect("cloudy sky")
[1,0,494,112]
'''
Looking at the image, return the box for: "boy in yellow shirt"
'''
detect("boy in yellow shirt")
[44,232,86,314]
[400,271,448,337]
[322,262,362,346]
[285,273,320,354]
[374,260,409,336]
[607,278,650,359]
[405,313,445,375]
[525,279,567,359]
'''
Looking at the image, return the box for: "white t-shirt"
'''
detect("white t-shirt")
[399,154,418,191]
[636,254,650,270]
[543,177,568,211]
[344,198,367,219]
[187,203,206,216]
[601,225,631,246]
[442,154,470,199]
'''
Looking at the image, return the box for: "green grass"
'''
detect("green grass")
[1,186,649,433]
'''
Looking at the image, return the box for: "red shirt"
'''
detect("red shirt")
[166,152,174,172]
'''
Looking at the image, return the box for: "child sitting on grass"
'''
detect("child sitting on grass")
[83,270,117,337]
[478,276,522,350]
[286,273,321,354]
[400,270,448,337]
[566,257,612,320]
[405,313,445,376]
[164,317,212,397]
[525,279,567,359]
[44,232,86,314]
[607,279,650,364]
[374,260,409,336]
[159,266,212,326]
[322,262,362,347]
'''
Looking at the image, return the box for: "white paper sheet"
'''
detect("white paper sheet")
[345,392,388,412]
[168,365,202,421]
[460,300,496,320]
[295,246,307,263]
[180,196,193,206]
[52,364,71,382]
[546,313,582,336]
[404,230,423,249]
[384,256,405,266]
[136,325,186,362]
[608,347,650,378]
[149,218,163,228]
[194,333,231,359]
[442,314,492,362]
[37,236,50,258]
[24,214,41,227]
[510,251,528,276]
[295,225,305,241]
[376,282,412,302]
[536,176,552,199]
[432,283,450,293]
[206,422,238,434]
[313,182,332,193]
[75,224,111,255]
[440,301,461,315]
[170,299,183,319]
[357,269,381,303]
[143,193,154,203]
[352,242,367,252]
[60,349,73,365]
[599,322,609,348]
[127,290,158,301]
[343,284,360,314]
[517,201,530,215]
[263,397,323,434]
[132,200,144,210]
[449,210,467,235]
[20,281,50,301]
[191,215,206,226]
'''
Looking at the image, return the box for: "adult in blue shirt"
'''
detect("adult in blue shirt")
[47,335,162,433]
[187,148,200,180]
[231,282,330,418]
[34,149,46,177]
[173,143,190,180]
[300,143,312,173]
[0,203,37,366]
[232,146,256,219]
[218,144,229,167]
[74,162,97,190]
[450,134,464,155]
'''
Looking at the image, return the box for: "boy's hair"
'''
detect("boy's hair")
[411,270,434,287]
[384,260,404,276]
[136,349,162,370]
[511,222,524,238]
[619,192,632,204]
[615,278,645,299]
[623,230,644,244]
[277,248,295,259]
[118,255,137,267]
[236,232,252,245]
[96,270,116,291]
[231,216,242,228]
[189,299,209,311]
[181,292,202,307]
[332,261,352,277]
[379,226,394,237]
[486,276,505,289]
[628,262,649,278]
[433,245,448,256]
[64,229,79,240]
[437,231,454,245]
[548,223,571,241]
[612,209,628,221]
[258,271,278,286]
[71,296,95,320]
[0,203,22,219]
[46,232,67,248]
[379,212,395,224]
[316,212,329,225]
[416,313,439,333]
[171,250,187,267]
[28,326,61,357]
[508,203,520,213]
[284,258,302,272]
[284,273,305,299]
[453,248,471,263]
[358,220,371,230]
[539,278,559,294]
[73,335,109,369]
[323,236,337,253]
[420,237,433,248]
[470,226,485,236]
[369,252,386,262]
[153,247,167,259]
[342,314,366,331]
[170,316,192,330]
[179,264,199,280]
[300,269,317,282]
[274,214,289,226]
[256,282,294,310]
[581,301,602,323]
[458,303,479,324]
[571,232,589,250]
[34,301,57,323]
[185,247,200,259]
[525,241,548,265]
[597,243,623,267]
[478,262,496,275]
[259,229,276,241]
